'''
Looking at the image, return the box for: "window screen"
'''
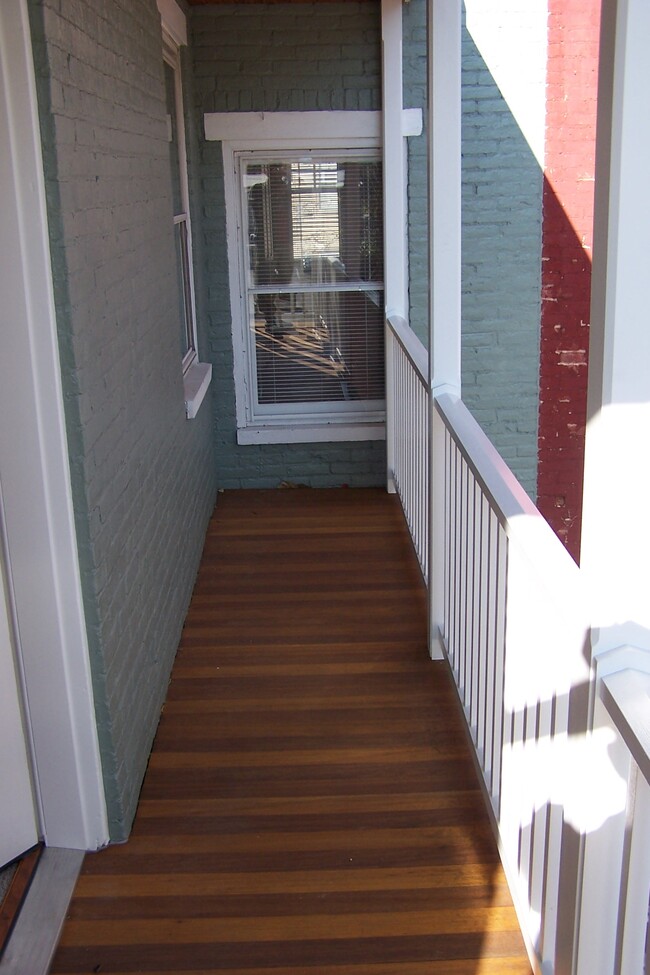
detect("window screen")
[241,155,384,414]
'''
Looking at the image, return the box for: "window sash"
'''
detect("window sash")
[163,35,197,371]
[236,150,385,424]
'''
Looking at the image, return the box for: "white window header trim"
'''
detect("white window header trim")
[204,109,422,143]
[157,0,187,47]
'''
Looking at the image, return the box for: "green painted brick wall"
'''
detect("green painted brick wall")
[403,0,542,498]
[461,9,542,498]
[28,0,217,840]
[190,2,386,489]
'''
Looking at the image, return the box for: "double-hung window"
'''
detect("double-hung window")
[160,0,212,418]
[226,139,385,444]
[163,35,197,372]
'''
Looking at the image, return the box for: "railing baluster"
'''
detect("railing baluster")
[461,455,470,705]
[477,492,489,764]
[387,320,429,586]
[484,507,497,795]
[453,442,462,673]
[493,523,507,814]
[444,426,451,648]
[466,463,476,724]
[470,476,481,736]
[448,436,456,665]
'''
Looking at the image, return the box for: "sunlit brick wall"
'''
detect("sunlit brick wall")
[537,0,601,560]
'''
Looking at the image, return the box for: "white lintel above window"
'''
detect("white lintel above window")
[156,0,187,47]
[204,109,422,144]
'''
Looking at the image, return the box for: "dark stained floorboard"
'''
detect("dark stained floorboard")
[51,488,532,975]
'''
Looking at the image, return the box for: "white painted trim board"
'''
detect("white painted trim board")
[204,108,422,142]
[0,0,108,850]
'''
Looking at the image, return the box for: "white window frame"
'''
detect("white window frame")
[163,33,197,374]
[213,113,387,445]
[159,0,212,419]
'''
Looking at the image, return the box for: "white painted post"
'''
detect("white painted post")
[577,0,650,971]
[0,0,108,849]
[581,0,650,650]
[427,0,462,657]
[381,0,407,493]
[381,0,408,320]
[428,0,462,397]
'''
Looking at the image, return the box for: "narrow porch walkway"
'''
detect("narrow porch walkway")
[51,489,531,975]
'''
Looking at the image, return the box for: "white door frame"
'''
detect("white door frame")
[0,529,40,865]
[0,0,108,850]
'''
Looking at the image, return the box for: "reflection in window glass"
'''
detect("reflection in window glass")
[241,154,384,413]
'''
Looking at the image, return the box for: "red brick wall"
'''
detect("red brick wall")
[538,0,601,561]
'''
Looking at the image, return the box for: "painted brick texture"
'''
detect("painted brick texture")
[538,0,600,560]
[403,1,543,497]
[28,0,217,839]
[191,3,386,488]
[461,7,544,499]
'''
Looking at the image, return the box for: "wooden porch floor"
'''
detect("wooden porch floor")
[51,488,532,975]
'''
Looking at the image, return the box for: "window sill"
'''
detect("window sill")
[237,421,385,445]
[184,361,212,419]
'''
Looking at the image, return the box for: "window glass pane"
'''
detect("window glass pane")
[164,60,183,217]
[245,158,384,287]
[251,288,384,406]
[241,153,385,415]
[290,162,340,262]
[175,219,193,358]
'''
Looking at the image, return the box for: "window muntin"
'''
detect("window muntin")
[238,152,384,424]
[163,39,197,371]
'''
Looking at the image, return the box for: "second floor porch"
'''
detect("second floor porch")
[1,1,649,973]
[48,486,533,975]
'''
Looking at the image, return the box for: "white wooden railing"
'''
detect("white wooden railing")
[387,315,650,974]
[387,316,604,973]
[599,666,650,975]
[386,315,429,581]
[434,392,590,974]
[577,650,650,975]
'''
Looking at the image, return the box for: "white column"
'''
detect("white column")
[381,0,407,493]
[581,0,650,657]
[577,1,650,972]
[381,0,408,320]
[428,0,462,398]
[428,0,462,655]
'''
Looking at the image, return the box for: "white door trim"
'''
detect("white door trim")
[0,0,108,850]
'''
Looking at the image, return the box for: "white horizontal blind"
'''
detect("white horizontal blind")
[240,154,385,414]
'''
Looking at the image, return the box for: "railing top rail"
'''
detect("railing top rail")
[435,391,582,585]
[600,668,650,786]
[386,314,428,388]
[435,391,539,522]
